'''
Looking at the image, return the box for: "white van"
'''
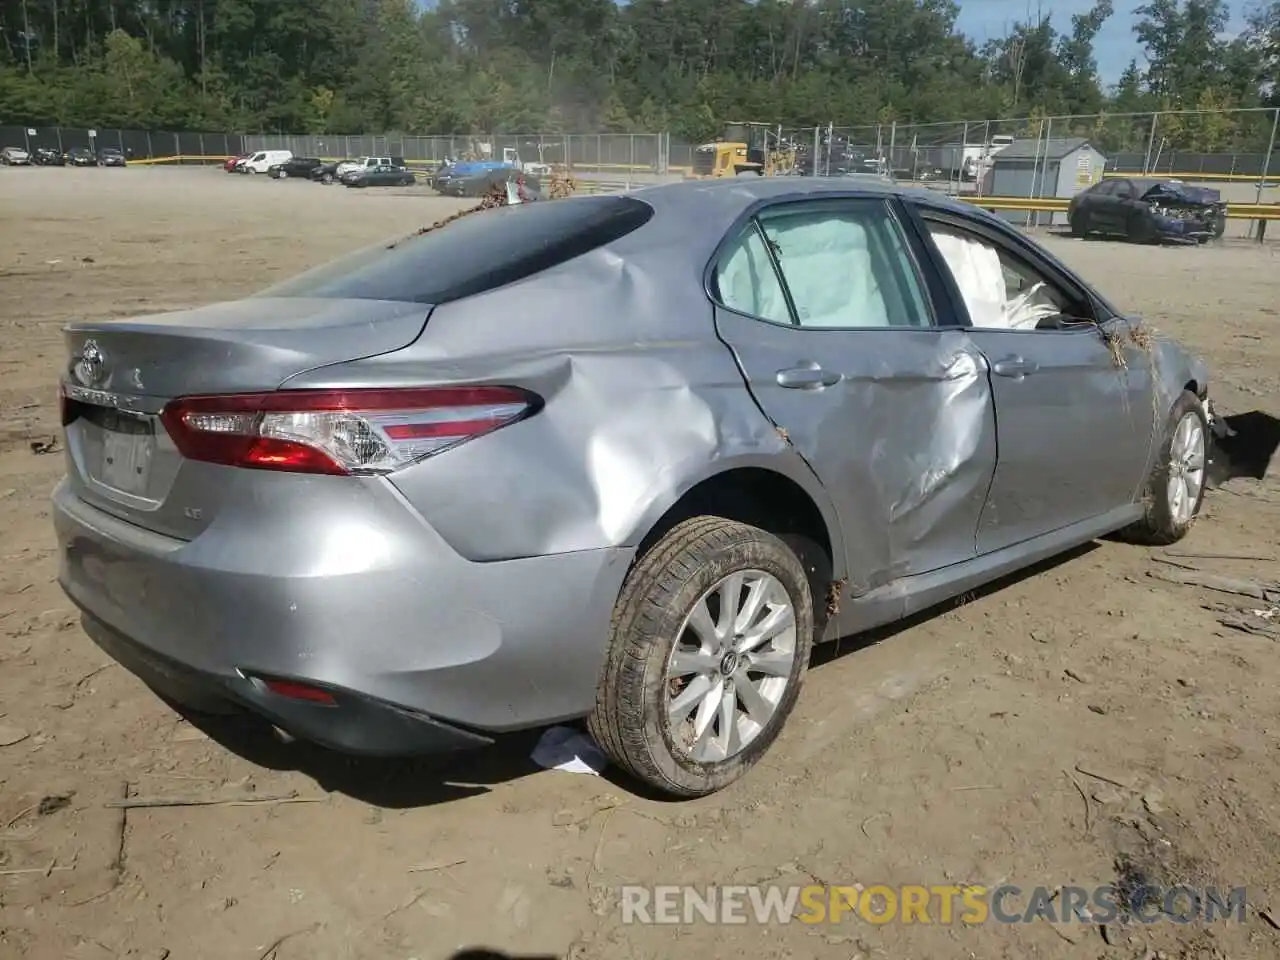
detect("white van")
[239,149,293,174]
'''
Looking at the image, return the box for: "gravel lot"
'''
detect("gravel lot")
[1,166,1278,960]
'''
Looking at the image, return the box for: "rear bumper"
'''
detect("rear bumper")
[81,612,494,754]
[53,477,633,747]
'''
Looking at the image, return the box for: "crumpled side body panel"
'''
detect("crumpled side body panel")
[713,309,996,601]
[283,225,839,564]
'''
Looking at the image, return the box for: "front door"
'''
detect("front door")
[711,196,997,598]
[914,210,1156,554]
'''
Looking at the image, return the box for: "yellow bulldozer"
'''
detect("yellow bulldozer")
[687,122,798,179]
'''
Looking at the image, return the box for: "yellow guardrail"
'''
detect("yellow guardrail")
[1104,171,1279,184]
[962,195,1280,220]
[90,157,1280,221]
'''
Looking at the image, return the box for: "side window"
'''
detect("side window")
[1092,180,1117,196]
[1112,180,1134,199]
[925,221,1091,331]
[252,152,266,162]
[713,223,792,325]
[757,202,931,328]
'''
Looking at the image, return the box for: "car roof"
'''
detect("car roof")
[624,176,995,251]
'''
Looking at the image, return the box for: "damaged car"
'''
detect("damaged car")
[53,178,1215,798]
[1068,177,1227,243]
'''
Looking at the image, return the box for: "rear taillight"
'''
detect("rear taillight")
[160,386,538,476]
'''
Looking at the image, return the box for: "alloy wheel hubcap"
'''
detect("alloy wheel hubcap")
[665,570,797,764]
[1167,411,1206,526]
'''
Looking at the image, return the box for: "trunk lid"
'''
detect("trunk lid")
[60,297,431,539]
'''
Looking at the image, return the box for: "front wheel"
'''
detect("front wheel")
[589,517,814,798]
[1118,390,1208,545]
[1069,209,1088,237]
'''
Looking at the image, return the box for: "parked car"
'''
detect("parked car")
[269,156,323,180]
[335,156,403,179]
[1068,177,1228,243]
[343,163,417,188]
[238,149,293,174]
[225,153,252,173]
[1,145,31,165]
[432,161,534,197]
[32,146,66,166]
[97,147,127,167]
[310,160,343,184]
[67,147,96,167]
[52,178,1215,798]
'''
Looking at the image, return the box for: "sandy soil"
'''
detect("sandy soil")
[1,167,1279,960]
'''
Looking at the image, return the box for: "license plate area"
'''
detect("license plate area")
[92,409,156,496]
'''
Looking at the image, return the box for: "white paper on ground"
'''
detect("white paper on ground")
[531,725,608,775]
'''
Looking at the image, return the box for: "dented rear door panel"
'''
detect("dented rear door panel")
[713,308,997,599]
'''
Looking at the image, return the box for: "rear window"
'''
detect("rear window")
[254,195,655,304]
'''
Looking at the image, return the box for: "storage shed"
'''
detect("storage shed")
[983,137,1107,226]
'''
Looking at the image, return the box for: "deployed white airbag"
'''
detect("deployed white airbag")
[930,226,1063,330]
[764,215,889,327]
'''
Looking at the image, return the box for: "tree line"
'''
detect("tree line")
[1,0,1278,151]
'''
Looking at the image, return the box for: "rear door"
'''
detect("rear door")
[1096,179,1135,234]
[711,196,997,598]
[910,206,1155,554]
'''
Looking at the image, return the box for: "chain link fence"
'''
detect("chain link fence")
[242,132,669,173]
[668,108,1280,188]
[0,124,670,174]
[6,111,1276,193]
[0,125,245,161]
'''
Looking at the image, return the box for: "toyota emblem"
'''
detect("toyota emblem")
[74,339,106,387]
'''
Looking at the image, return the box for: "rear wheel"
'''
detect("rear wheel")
[321,172,333,184]
[589,517,813,797]
[1069,209,1089,237]
[1118,390,1208,545]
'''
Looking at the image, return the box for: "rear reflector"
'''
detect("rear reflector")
[260,678,337,706]
[160,386,538,476]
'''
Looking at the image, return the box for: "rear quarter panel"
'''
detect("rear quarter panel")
[280,243,839,563]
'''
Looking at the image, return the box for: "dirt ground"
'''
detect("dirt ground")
[1,167,1278,960]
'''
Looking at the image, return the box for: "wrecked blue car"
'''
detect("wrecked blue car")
[1068,177,1228,243]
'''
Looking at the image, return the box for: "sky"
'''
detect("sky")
[954,0,1248,86]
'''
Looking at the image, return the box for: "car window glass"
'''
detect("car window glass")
[256,195,655,304]
[756,202,931,328]
[926,222,1084,330]
[1092,181,1117,196]
[1111,181,1133,198]
[713,224,792,325]
[252,153,265,161]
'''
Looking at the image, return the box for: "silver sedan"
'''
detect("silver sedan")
[53,177,1212,797]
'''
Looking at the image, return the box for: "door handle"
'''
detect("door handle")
[776,362,841,390]
[992,356,1040,378]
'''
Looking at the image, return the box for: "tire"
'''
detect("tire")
[1212,213,1226,239]
[1069,210,1088,237]
[1118,390,1208,545]
[246,167,257,175]
[588,517,814,798]
[322,172,333,184]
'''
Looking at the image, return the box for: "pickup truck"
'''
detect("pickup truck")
[334,156,406,179]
